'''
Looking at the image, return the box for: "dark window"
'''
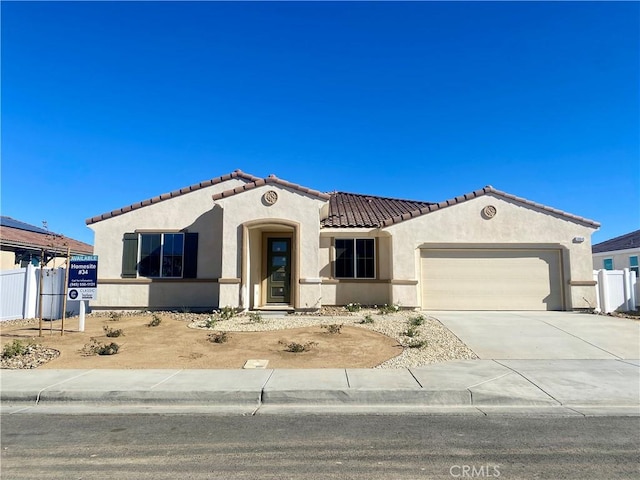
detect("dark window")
[122,232,198,279]
[139,233,183,278]
[335,238,375,278]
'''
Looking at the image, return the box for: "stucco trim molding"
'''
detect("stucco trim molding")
[98,278,219,284]
[568,280,597,286]
[218,278,241,284]
[299,277,322,284]
[390,279,419,285]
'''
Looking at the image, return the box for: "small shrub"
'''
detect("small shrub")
[359,314,374,324]
[403,326,420,338]
[322,323,343,334]
[248,312,264,323]
[409,315,425,326]
[205,316,218,328]
[82,339,120,356]
[108,312,122,322]
[2,340,27,358]
[345,302,362,313]
[103,326,124,338]
[378,303,400,315]
[280,341,318,353]
[405,339,427,349]
[208,332,229,344]
[219,305,236,320]
[147,314,162,327]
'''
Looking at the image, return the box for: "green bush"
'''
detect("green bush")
[218,306,236,320]
[405,339,427,349]
[359,314,374,324]
[248,312,264,323]
[147,314,162,327]
[2,340,27,358]
[205,316,218,328]
[83,339,120,356]
[345,302,362,313]
[377,303,400,315]
[409,315,425,326]
[403,326,420,338]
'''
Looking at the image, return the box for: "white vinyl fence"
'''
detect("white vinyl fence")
[593,268,638,313]
[0,265,81,321]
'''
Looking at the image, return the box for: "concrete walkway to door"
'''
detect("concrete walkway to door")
[429,311,640,360]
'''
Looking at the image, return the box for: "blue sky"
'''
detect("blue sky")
[2,1,638,246]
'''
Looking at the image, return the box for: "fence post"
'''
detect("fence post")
[631,272,638,311]
[23,264,37,319]
[593,270,601,313]
[623,268,632,312]
[598,269,611,313]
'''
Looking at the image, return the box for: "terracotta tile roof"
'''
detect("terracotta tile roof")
[592,229,640,254]
[0,216,93,255]
[377,185,600,228]
[86,170,261,225]
[321,192,434,228]
[211,174,331,201]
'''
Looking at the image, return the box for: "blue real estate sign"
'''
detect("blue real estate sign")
[67,255,98,301]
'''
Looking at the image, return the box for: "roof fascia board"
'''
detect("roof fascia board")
[380,186,600,229]
[592,247,640,256]
[212,174,331,202]
[86,170,260,225]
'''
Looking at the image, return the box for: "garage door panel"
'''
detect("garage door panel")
[421,249,563,310]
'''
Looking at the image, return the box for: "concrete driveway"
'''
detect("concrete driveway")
[429,311,640,360]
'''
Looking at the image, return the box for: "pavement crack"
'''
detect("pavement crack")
[539,319,622,359]
[149,370,183,390]
[35,369,95,405]
[253,370,274,416]
[493,360,562,406]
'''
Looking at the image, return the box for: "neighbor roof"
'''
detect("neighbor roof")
[592,229,640,254]
[0,216,93,255]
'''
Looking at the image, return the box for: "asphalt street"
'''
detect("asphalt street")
[2,414,639,479]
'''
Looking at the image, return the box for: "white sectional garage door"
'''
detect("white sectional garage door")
[420,249,564,310]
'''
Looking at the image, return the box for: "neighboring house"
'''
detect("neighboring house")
[87,170,599,312]
[592,229,640,277]
[0,216,93,270]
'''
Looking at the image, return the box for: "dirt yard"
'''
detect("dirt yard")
[0,313,402,369]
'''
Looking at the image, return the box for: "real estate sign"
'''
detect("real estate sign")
[68,255,98,301]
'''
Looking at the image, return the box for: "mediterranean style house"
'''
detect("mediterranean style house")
[87,170,599,312]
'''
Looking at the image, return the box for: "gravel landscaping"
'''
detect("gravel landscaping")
[1,309,478,369]
[187,308,478,368]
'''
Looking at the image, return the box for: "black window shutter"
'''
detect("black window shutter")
[122,233,138,278]
[183,232,198,278]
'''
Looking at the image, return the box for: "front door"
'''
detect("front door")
[266,237,291,304]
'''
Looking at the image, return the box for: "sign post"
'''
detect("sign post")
[67,255,98,332]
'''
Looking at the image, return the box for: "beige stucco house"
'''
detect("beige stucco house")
[87,170,600,312]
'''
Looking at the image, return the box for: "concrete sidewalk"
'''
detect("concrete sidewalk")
[2,359,638,416]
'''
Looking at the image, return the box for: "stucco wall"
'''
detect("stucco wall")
[592,249,640,271]
[88,178,247,309]
[384,193,598,310]
[214,183,327,309]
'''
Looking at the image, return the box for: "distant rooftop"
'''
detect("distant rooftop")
[592,229,640,254]
[0,216,51,235]
[0,216,93,255]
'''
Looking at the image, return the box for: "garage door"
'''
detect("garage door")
[421,249,563,310]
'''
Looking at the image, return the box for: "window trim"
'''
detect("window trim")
[630,256,639,277]
[334,238,376,279]
[137,232,185,279]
